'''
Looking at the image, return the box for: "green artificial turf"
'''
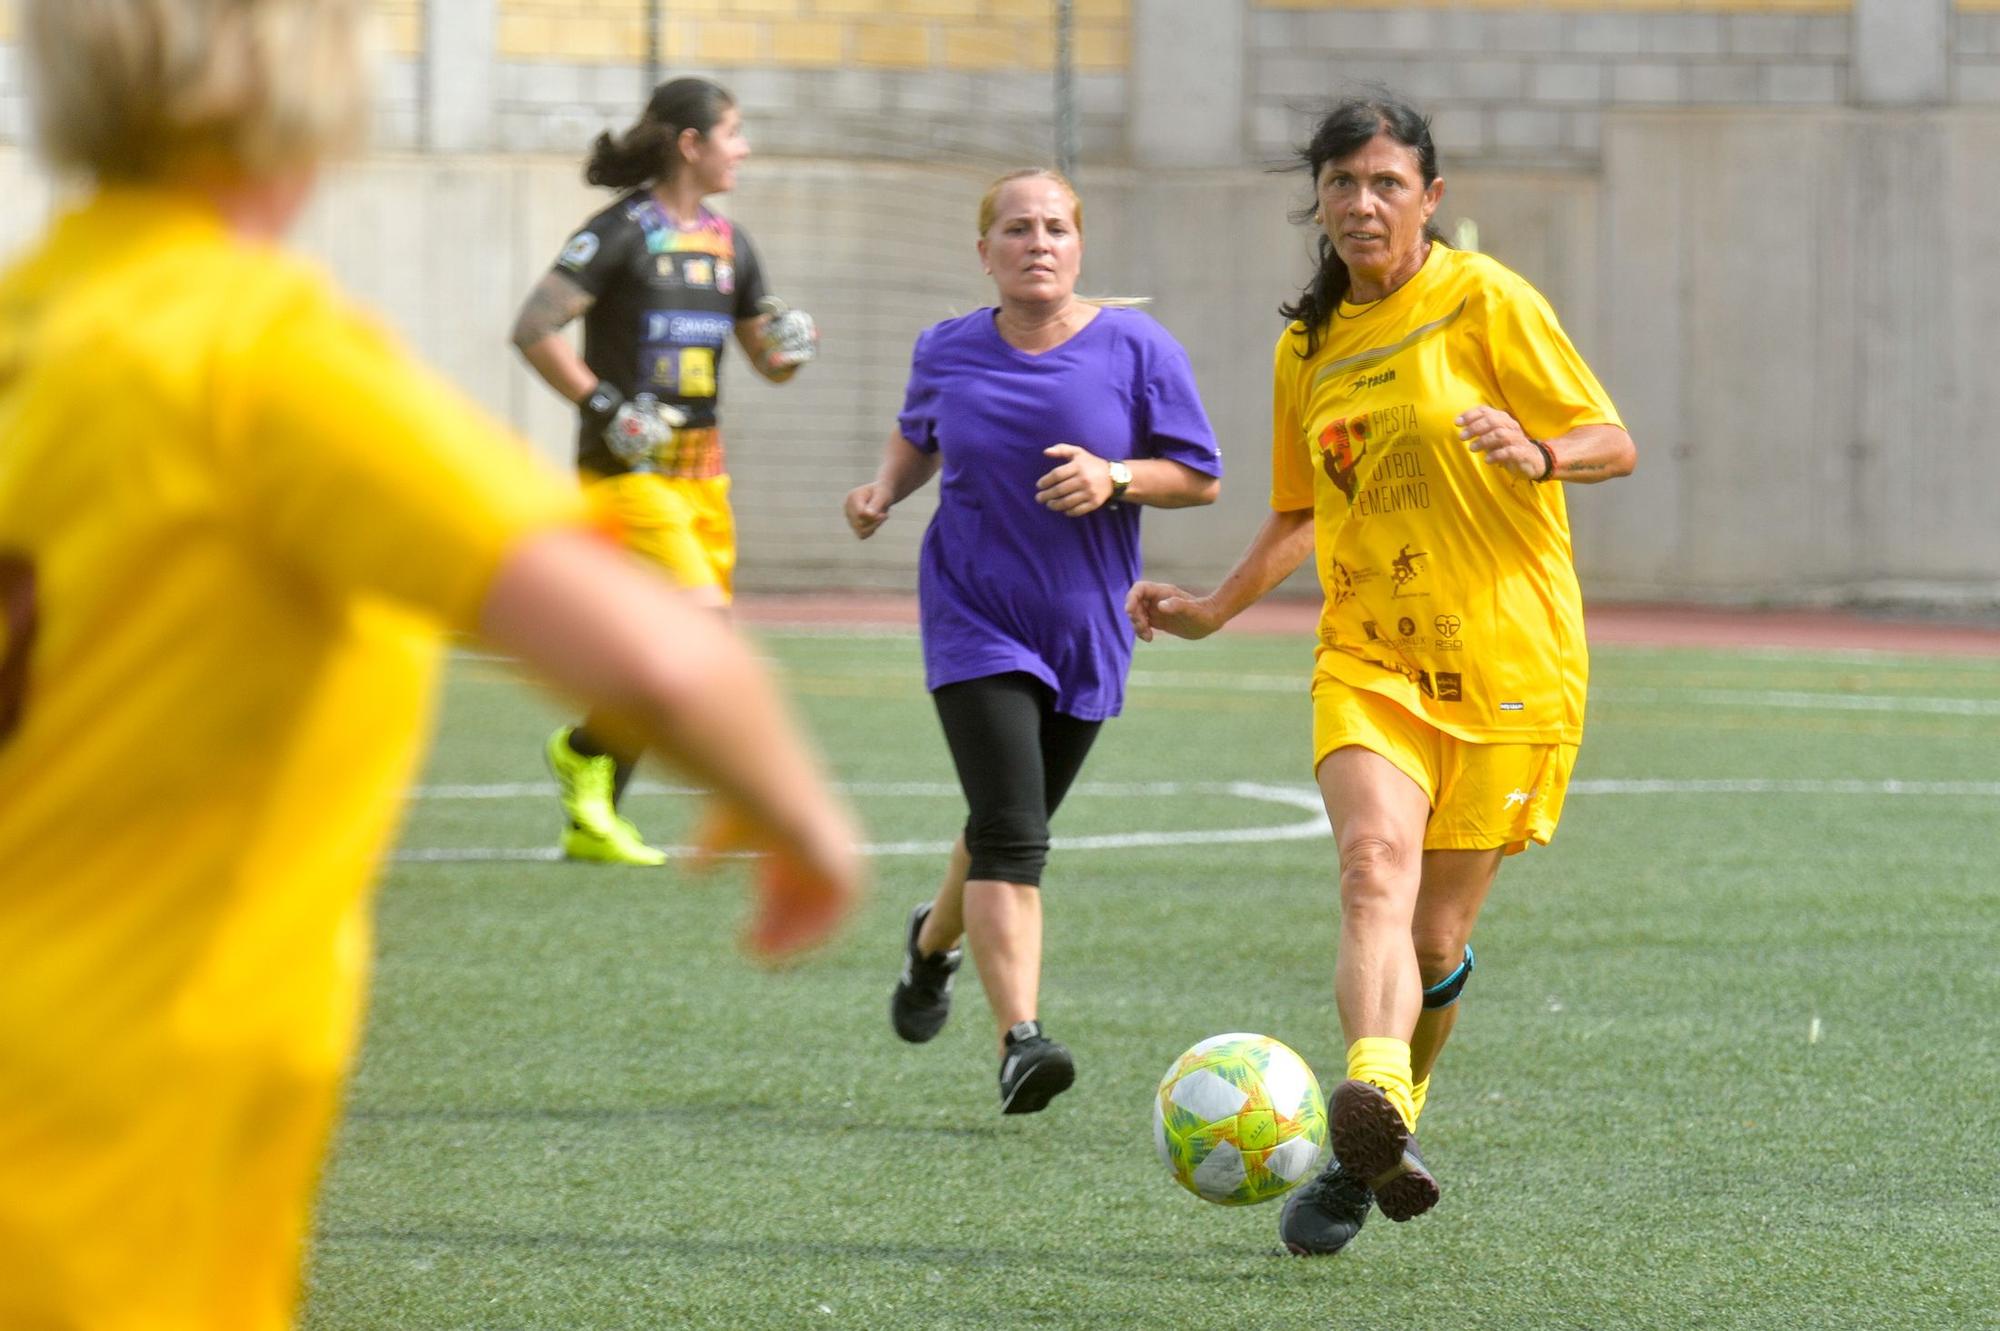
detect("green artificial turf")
[303,627,2000,1330]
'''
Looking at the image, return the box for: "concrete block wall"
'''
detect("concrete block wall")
[5,4,2000,604]
[278,150,1001,594]
[1249,1,1855,170]
[480,0,1129,164]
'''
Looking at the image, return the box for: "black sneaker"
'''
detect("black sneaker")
[1278,1157,1373,1256]
[997,1020,1074,1115]
[890,903,961,1043]
[1328,1079,1439,1222]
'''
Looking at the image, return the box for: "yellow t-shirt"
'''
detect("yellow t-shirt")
[0,189,583,1329]
[1270,244,1621,745]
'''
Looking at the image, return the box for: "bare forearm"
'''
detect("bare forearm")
[518,334,597,403]
[1203,508,1316,624]
[481,532,844,860]
[1546,424,1636,483]
[875,436,940,503]
[1124,459,1220,509]
[511,273,597,402]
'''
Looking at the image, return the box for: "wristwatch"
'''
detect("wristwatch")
[1107,460,1133,505]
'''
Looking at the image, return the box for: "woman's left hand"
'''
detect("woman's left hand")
[1035,443,1115,516]
[1458,405,1548,481]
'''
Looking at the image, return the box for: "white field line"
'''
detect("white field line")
[392,776,2000,863]
[1592,686,2000,716]
[450,653,2000,713]
[1568,777,2000,797]
[394,780,1327,864]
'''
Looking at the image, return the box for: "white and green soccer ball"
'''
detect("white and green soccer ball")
[1153,1032,1328,1206]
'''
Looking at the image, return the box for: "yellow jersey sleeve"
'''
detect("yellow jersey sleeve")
[224,292,585,631]
[1269,325,1316,511]
[1479,277,1623,443]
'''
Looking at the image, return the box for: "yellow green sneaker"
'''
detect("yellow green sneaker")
[559,818,668,867]
[545,726,665,866]
[545,725,616,832]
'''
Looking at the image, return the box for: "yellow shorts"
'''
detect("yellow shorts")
[1311,673,1576,855]
[583,471,736,601]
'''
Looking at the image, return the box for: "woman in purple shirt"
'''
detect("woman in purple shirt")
[843,169,1223,1114]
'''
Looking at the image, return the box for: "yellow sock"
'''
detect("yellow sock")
[1345,1036,1417,1131]
[1409,1076,1430,1126]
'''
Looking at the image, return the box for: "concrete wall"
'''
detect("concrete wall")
[1592,110,2000,604]
[4,2,2000,605]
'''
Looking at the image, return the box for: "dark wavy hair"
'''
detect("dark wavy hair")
[585,77,735,190]
[1280,93,1444,355]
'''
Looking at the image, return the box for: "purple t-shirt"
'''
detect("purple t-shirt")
[897,306,1223,720]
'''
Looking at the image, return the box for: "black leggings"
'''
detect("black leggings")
[933,673,1103,887]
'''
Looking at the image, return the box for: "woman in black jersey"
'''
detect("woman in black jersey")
[512,76,819,866]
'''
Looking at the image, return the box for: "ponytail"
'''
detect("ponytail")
[582,76,735,191]
[585,120,674,189]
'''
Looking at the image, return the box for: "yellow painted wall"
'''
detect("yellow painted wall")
[1255,1,1850,12]
[368,0,423,56]
[488,0,1129,71]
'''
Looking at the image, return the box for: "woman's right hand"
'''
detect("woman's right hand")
[843,482,894,539]
[1127,581,1222,642]
[742,799,865,964]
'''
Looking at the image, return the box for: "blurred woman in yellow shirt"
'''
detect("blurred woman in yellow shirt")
[0,3,858,1326]
[1129,93,1635,1256]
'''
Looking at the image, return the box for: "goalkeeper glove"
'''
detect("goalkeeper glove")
[582,382,688,470]
[756,297,818,369]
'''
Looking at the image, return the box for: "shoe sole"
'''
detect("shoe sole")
[999,1055,1075,1115]
[560,843,666,866]
[1328,1079,1439,1222]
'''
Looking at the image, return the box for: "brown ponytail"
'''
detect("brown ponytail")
[584,76,735,190]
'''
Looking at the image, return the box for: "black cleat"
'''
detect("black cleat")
[1279,1157,1373,1256]
[890,903,962,1043]
[1328,1079,1439,1221]
[998,1020,1074,1115]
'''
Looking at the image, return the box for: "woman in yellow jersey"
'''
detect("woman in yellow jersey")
[1128,94,1636,1255]
[0,4,858,1327]
[511,78,819,866]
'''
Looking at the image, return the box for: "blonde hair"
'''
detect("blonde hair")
[976,167,1149,308]
[977,167,1083,238]
[24,0,370,182]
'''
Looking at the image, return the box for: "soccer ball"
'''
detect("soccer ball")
[1153,1032,1327,1206]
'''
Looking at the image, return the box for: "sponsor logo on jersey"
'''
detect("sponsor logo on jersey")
[1498,700,1524,711]
[684,258,714,287]
[1330,561,1355,606]
[1389,543,1428,597]
[656,256,680,282]
[1435,672,1463,701]
[1318,414,1369,502]
[645,312,733,346]
[1434,614,1461,637]
[715,261,735,294]
[558,231,599,269]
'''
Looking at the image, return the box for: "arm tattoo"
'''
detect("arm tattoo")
[510,273,594,350]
